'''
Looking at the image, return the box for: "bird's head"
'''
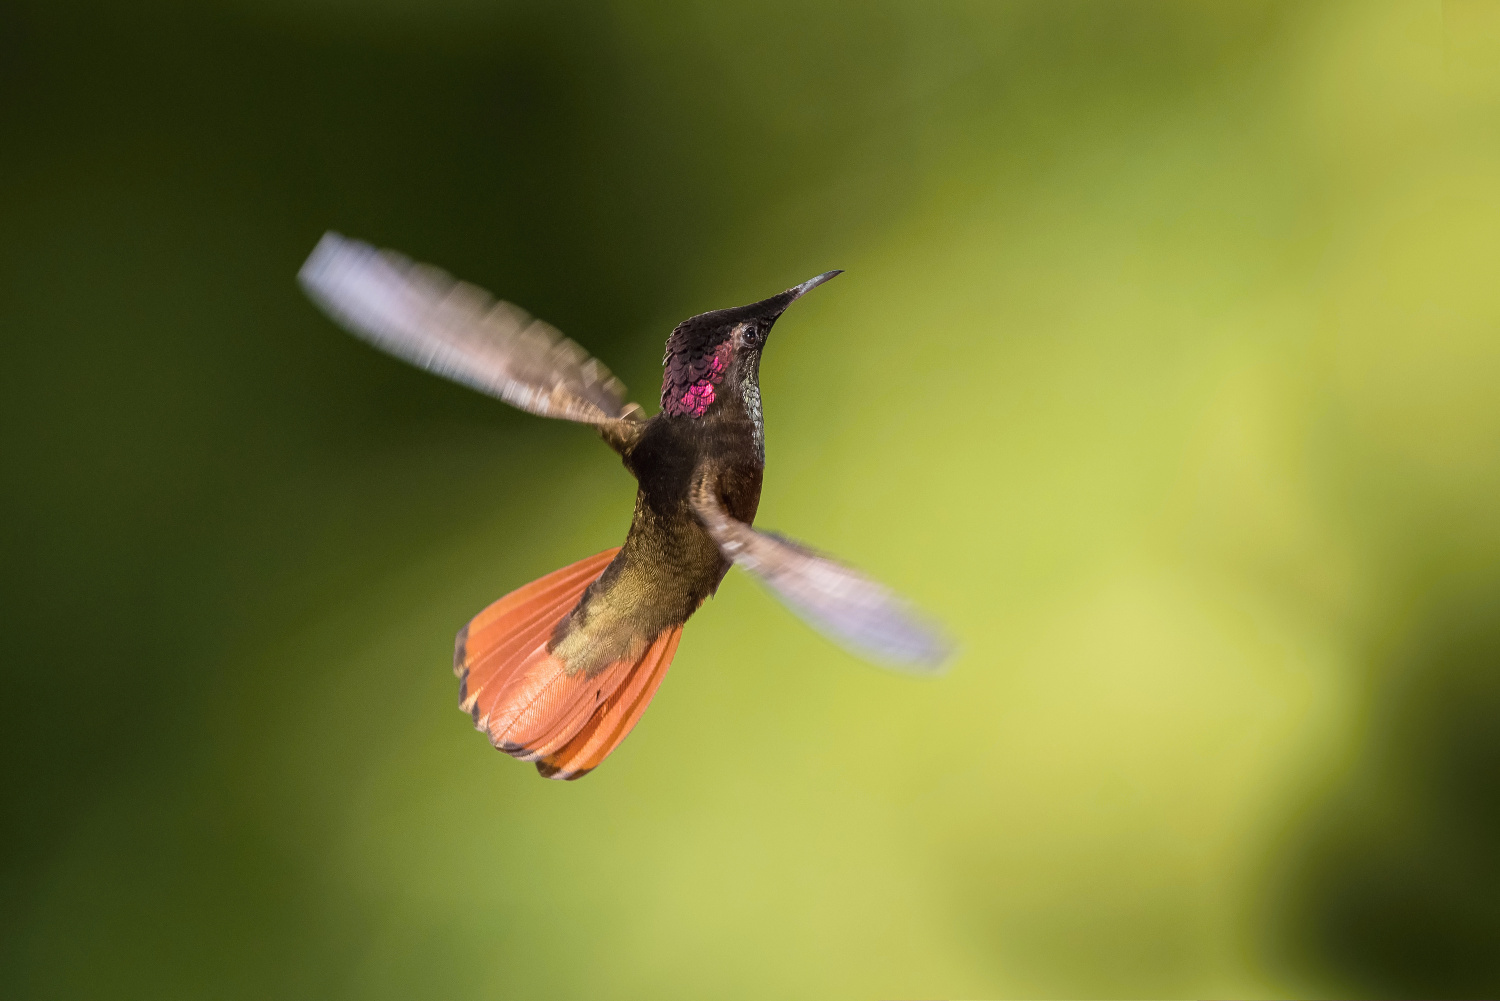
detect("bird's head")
[660,270,841,418]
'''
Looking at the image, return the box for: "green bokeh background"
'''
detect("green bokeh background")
[4,1,1500,997]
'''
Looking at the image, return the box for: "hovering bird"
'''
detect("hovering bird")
[299,233,950,780]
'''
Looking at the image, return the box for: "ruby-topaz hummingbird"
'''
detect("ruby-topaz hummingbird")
[299,232,950,780]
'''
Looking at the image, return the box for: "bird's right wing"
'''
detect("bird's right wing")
[690,473,952,672]
[298,231,641,425]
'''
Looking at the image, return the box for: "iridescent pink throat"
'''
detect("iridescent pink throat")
[666,340,733,418]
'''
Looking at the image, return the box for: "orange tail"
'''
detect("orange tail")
[454,548,682,781]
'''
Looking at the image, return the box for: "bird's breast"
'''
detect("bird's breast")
[628,412,763,520]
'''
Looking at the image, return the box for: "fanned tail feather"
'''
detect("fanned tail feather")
[454,548,682,780]
[537,626,682,780]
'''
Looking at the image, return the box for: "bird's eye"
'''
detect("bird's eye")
[741,325,762,346]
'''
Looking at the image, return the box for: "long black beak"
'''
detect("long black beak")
[787,270,843,301]
[734,270,844,326]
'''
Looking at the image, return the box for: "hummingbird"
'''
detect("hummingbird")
[299,232,950,780]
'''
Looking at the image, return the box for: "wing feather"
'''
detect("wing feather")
[690,476,951,672]
[299,232,634,424]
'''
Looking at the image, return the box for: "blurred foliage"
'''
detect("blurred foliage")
[3,0,1499,997]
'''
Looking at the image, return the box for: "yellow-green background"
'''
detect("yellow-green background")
[4,1,1499,997]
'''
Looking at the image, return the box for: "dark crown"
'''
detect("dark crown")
[658,272,841,418]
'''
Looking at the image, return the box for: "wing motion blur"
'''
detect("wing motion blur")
[689,473,951,672]
[298,232,640,425]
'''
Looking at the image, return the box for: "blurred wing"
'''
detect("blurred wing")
[298,231,635,424]
[690,476,952,672]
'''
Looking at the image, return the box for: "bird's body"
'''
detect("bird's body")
[534,296,777,681]
[300,233,948,780]
[546,414,763,681]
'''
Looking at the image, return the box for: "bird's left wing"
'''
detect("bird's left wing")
[298,231,640,425]
[690,474,952,672]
